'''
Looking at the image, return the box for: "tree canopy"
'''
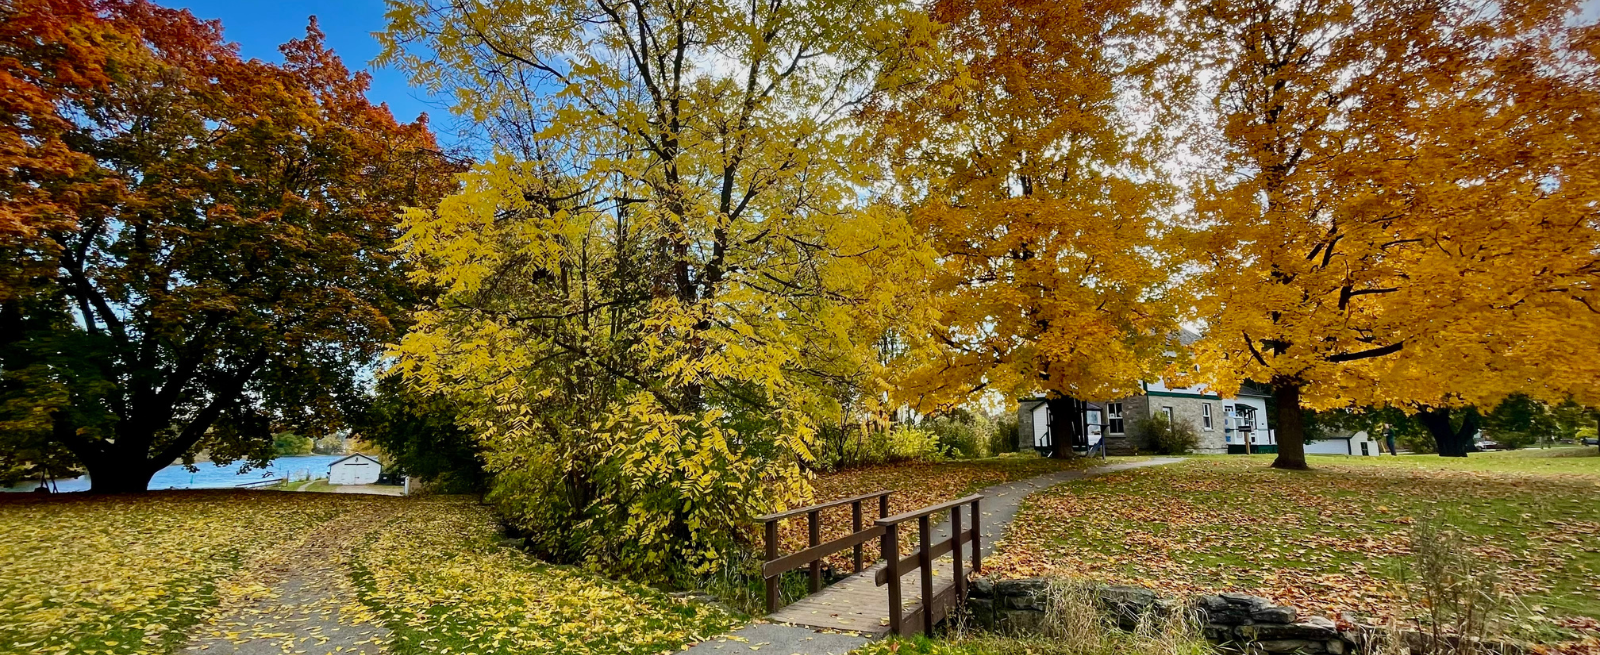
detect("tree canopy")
[0,0,457,492]
[1182,0,1600,467]
[379,0,935,576]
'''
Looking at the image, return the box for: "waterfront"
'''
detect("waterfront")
[4,454,347,492]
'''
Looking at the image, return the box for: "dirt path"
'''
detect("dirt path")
[179,503,395,655]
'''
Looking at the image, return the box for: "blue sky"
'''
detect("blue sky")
[170,1,446,133]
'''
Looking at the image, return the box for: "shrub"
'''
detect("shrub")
[991,416,1020,455]
[1135,414,1199,455]
[923,411,998,459]
[1390,514,1510,654]
[878,425,946,463]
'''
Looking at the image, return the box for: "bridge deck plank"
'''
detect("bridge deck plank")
[766,555,959,636]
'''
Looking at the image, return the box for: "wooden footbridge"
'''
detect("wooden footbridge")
[757,491,983,636]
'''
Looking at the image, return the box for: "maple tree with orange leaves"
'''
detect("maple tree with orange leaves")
[0,0,459,491]
[1182,0,1600,467]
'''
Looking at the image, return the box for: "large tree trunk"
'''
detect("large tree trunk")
[1270,378,1309,470]
[84,457,163,493]
[1417,406,1478,457]
[1045,396,1080,459]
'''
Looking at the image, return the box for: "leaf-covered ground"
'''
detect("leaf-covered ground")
[777,455,1132,569]
[0,491,356,655]
[353,496,737,655]
[985,449,1600,645]
[0,491,736,655]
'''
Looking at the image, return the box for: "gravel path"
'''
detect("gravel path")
[680,457,1185,655]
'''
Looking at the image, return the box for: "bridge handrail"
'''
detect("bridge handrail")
[874,495,982,636]
[874,494,983,526]
[759,489,892,613]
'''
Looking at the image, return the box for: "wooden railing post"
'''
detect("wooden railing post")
[971,497,982,573]
[807,510,822,593]
[952,504,966,602]
[765,519,780,612]
[851,500,864,573]
[879,493,889,520]
[884,522,902,635]
[917,515,934,636]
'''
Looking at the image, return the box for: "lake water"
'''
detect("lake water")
[5,454,347,493]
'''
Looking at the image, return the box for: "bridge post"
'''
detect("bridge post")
[807,510,821,593]
[952,504,966,602]
[971,497,982,573]
[765,520,779,612]
[884,523,902,635]
[918,515,933,636]
[851,500,864,573]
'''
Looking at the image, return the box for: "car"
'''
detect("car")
[1584,437,1599,446]
[1475,439,1512,451]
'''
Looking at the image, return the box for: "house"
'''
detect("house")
[1018,383,1272,456]
[1304,430,1385,457]
[1017,331,1275,456]
[327,454,382,485]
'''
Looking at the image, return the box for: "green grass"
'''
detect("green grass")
[988,451,1600,644]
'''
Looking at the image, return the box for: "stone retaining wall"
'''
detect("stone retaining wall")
[966,578,1521,655]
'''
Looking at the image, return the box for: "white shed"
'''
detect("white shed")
[328,454,382,485]
[1304,431,1386,457]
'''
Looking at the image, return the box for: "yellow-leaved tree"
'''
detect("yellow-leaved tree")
[1185,0,1600,467]
[378,0,936,577]
[867,0,1185,443]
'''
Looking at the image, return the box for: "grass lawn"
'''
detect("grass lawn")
[985,448,1600,644]
[0,492,735,655]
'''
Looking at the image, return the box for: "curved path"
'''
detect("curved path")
[682,457,1184,654]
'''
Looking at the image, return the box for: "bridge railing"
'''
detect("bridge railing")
[873,494,982,636]
[756,490,892,613]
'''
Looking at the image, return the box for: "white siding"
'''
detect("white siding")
[1305,431,1384,456]
[1032,404,1050,449]
[328,456,381,485]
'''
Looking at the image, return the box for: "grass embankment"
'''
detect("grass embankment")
[0,492,735,655]
[986,448,1600,644]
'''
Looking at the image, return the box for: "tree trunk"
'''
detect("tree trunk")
[1045,396,1079,459]
[1270,379,1309,470]
[1416,406,1477,457]
[85,458,162,493]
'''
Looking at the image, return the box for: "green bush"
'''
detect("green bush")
[1135,414,1198,455]
[991,416,1020,455]
[811,423,947,470]
[923,411,997,459]
[879,425,946,463]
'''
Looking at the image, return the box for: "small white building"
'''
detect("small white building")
[327,454,382,485]
[1304,431,1386,457]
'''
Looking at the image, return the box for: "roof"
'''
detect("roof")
[328,454,380,468]
[1235,381,1272,397]
[1176,328,1203,346]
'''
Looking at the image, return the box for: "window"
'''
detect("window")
[1360,442,1370,456]
[1107,402,1124,434]
[1161,406,1174,422]
[1202,403,1213,430]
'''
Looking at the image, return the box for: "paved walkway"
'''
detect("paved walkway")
[681,457,1184,654]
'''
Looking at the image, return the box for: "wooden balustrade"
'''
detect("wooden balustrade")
[873,495,982,636]
[756,490,891,613]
